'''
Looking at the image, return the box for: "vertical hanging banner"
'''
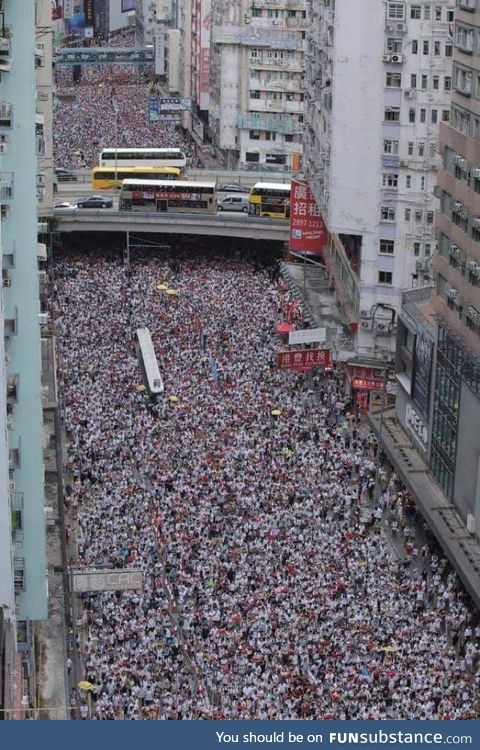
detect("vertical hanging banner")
[289,179,328,255]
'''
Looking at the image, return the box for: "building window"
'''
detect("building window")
[424,243,432,256]
[433,75,439,90]
[426,211,434,225]
[409,108,416,123]
[431,109,438,124]
[379,239,395,254]
[250,90,261,99]
[386,72,402,87]
[382,173,399,187]
[388,2,405,19]
[435,5,442,20]
[411,73,417,88]
[408,141,414,155]
[442,109,450,122]
[406,174,412,188]
[380,206,396,221]
[421,74,428,89]
[405,208,411,221]
[245,152,259,163]
[423,40,429,55]
[424,4,431,19]
[249,130,260,140]
[378,271,393,284]
[434,40,441,55]
[386,37,403,53]
[444,76,451,90]
[445,43,453,57]
[418,142,425,156]
[410,5,421,18]
[384,138,399,154]
[384,106,400,121]
[412,40,418,54]
[420,108,426,123]
[413,242,421,256]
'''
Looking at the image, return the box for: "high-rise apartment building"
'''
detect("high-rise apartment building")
[303,0,453,359]
[209,0,306,170]
[0,0,48,649]
[178,0,211,139]
[431,0,480,528]
[36,0,54,217]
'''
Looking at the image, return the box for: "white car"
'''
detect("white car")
[217,195,249,213]
[53,201,77,213]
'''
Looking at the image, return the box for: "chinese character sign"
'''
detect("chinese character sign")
[277,349,332,370]
[289,180,328,255]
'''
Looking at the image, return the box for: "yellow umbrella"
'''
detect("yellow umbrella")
[75,262,84,268]
[156,283,168,291]
[380,646,397,653]
[166,289,179,296]
[136,385,146,393]
[78,680,95,691]
[169,395,179,403]
[271,409,282,417]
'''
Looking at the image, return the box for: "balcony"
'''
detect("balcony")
[13,557,25,594]
[0,26,12,73]
[35,45,45,68]
[11,492,24,548]
[0,101,12,128]
[0,171,13,199]
[36,135,46,156]
[249,98,304,114]
[249,76,303,92]
[238,112,302,134]
[7,374,18,402]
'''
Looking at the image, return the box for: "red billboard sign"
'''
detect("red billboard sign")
[347,365,386,392]
[289,180,327,255]
[277,349,332,371]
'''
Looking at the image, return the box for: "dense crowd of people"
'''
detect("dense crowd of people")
[52,246,480,720]
[54,60,201,170]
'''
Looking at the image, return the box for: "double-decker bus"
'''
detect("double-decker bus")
[120,179,216,213]
[99,147,187,170]
[92,166,181,190]
[248,182,291,219]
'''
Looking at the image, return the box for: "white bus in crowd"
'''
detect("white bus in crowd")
[136,327,164,399]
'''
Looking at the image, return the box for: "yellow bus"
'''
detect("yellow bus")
[91,166,182,190]
[248,182,291,219]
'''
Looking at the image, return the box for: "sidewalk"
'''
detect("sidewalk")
[368,406,480,608]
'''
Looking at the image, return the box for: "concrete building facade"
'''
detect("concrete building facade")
[209,0,306,170]
[433,0,480,537]
[0,1,48,621]
[303,0,454,359]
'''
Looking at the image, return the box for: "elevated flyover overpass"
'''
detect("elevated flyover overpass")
[55,210,289,242]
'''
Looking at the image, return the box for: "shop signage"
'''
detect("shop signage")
[72,568,144,593]
[348,365,386,392]
[277,348,332,370]
[405,403,428,450]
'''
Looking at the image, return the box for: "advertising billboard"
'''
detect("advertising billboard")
[277,349,332,371]
[289,180,328,255]
[412,327,434,420]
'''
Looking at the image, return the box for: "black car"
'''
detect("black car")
[76,195,113,209]
[216,183,249,193]
[55,168,78,182]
